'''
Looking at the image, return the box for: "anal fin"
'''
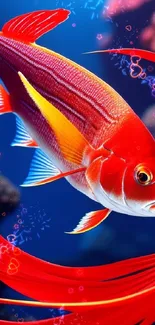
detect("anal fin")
[65,209,111,234]
[21,148,86,187]
[11,115,38,148]
[0,85,12,115]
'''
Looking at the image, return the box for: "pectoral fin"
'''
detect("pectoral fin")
[11,115,38,148]
[65,209,111,234]
[21,148,86,187]
[18,72,94,166]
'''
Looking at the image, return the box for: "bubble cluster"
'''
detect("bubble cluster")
[83,0,104,19]
[142,75,155,98]
[125,25,132,32]
[110,52,155,97]
[56,0,105,19]
[49,308,67,323]
[0,241,21,276]
[96,33,103,41]
[7,258,20,275]
[130,55,143,79]
[7,204,51,246]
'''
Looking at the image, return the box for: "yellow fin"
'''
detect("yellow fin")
[18,72,91,166]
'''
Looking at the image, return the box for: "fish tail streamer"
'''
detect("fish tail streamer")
[85,48,155,62]
[0,235,155,324]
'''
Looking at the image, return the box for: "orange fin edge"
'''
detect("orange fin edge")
[0,85,12,114]
[65,209,111,234]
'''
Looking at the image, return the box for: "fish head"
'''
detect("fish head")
[87,155,132,215]
[87,154,155,217]
[123,157,155,216]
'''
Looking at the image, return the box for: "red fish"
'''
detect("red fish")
[0,10,155,235]
[0,235,155,325]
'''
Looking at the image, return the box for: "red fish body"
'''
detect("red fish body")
[0,21,124,201]
[0,9,155,234]
[1,11,155,325]
[0,10,132,201]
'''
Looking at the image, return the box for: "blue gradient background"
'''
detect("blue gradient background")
[0,0,155,321]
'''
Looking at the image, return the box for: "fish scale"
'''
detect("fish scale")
[0,35,129,148]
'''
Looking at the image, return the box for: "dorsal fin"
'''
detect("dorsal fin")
[2,9,70,43]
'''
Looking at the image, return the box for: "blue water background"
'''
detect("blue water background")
[0,0,155,321]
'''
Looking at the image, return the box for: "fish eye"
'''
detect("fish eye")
[135,165,153,186]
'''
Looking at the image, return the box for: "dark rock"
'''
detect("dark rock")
[0,175,20,216]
